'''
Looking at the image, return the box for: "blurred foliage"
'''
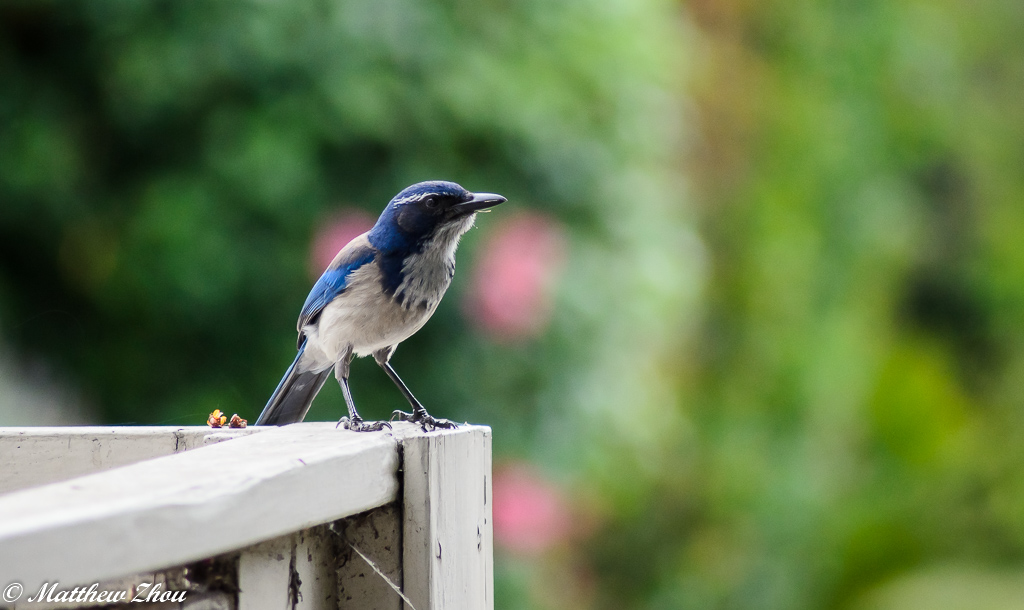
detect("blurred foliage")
[575,0,1024,609]
[3,0,1024,609]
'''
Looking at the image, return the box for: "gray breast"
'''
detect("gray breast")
[393,215,473,312]
[394,251,455,312]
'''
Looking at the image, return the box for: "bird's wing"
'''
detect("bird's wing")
[296,234,377,347]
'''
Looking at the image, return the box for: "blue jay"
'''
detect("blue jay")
[256,181,506,431]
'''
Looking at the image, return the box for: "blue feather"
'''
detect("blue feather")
[296,246,376,344]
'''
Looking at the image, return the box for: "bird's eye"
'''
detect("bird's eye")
[424,197,438,209]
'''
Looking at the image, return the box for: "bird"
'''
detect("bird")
[255,180,506,431]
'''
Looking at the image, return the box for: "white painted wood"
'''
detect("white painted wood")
[238,535,293,610]
[400,426,493,610]
[0,426,263,494]
[0,423,402,594]
[0,422,495,609]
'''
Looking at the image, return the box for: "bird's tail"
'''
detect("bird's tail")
[256,341,331,425]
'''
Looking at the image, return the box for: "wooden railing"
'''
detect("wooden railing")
[0,423,493,610]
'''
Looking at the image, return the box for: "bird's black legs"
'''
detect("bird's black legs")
[373,348,457,431]
[335,348,390,432]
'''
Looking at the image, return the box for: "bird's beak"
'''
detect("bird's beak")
[452,192,507,215]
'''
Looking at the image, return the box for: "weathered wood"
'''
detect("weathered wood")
[238,535,293,610]
[0,426,263,494]
[0,423,400,593]
[294,526,339,610]
[400,427,494,610]
[336,504,403,610]
[181,591,236,610]
[237,526,340,610]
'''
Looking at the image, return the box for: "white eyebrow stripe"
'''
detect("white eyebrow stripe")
[393,193,431,206]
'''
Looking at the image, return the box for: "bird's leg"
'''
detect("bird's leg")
[335,347,390,432]
[374,348,457,431]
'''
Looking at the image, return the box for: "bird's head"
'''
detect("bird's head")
[368,180,506,252]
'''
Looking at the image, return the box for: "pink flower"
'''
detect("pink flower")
[464,212,567,342]
[308,209,376,279]
[492,462,573,555]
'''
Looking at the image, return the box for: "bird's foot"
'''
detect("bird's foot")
[390,409,458,432]
[336,416,391,432]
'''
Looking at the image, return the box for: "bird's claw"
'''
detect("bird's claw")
[337,416,391,432]
[390,409,458,432]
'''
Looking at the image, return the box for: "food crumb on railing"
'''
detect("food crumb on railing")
[207,410,247,428]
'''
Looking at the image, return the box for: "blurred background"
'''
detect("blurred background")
[2,0,1024,608]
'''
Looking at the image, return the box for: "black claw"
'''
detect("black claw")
[390,409,457,431]
[338,416,391,432]
[390,409,414,423]
[425,417,458,431]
